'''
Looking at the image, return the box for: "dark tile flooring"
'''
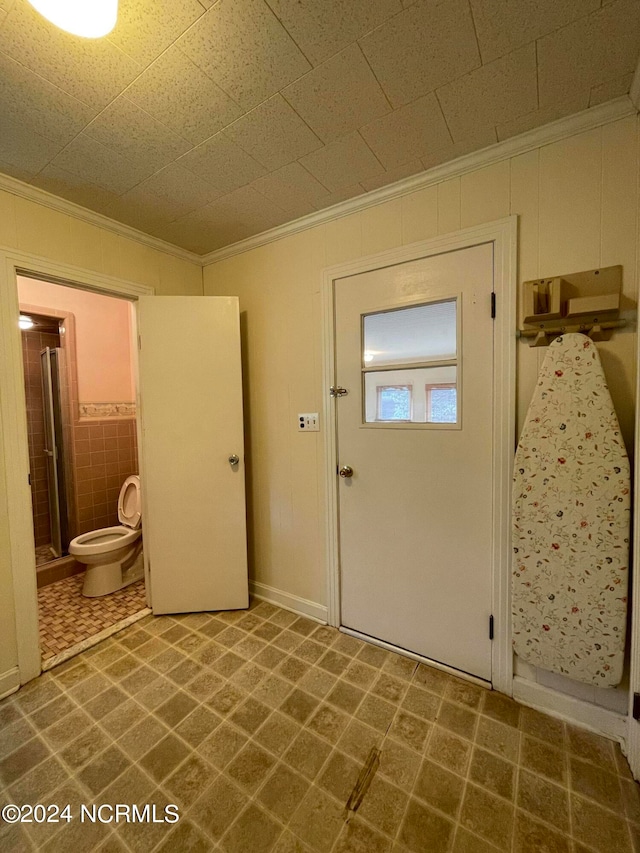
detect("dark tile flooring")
[0,600,637,852]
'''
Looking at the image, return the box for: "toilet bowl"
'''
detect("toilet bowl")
[69,475,144,598]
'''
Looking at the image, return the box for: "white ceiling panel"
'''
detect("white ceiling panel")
[360,160,424,193]
[300,133,384,192]
[0,51,97,144]
[0,117,65,179]
[83,97,192,172]
[0,1,141,109]
[421,126,499,171]
[310,183,366,210]
[32,164,122,212]
[282,44,392,143]
[224,94,323,170]
[359,0,481,106]
[264,0,402,66]
[537,0,640,107]
[251,162,330,213]
[51,134,155,195]
[496,94,590,142]
[177,0,311,110]
[206,185,291,233]
[125,47,243,146]
[101,186,185,233]
[0,0,637,254]
[589,73,635,108]
[107,0,206,66]
[470,0,600,64]
[178,134,267,195]
[360,93,452,169]
[437,44,538,142]
[138,164,221,211]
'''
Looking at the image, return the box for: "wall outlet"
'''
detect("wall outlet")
[298,413,319,432]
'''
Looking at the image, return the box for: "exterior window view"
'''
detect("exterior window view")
[0,2,640,852]
[377,384,412,421]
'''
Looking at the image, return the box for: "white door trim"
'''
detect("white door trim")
[0,246,153,685]
[627,314,640,775]
[321,216,517,695]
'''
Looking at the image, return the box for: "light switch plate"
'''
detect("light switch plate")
[298,413,319,431]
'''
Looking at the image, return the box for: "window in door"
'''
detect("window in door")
[376,385,412,421]
[362,298,459,426]
[426,383,457,424]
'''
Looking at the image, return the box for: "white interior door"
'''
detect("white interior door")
[336,243,495,681]
[137,296,248,614]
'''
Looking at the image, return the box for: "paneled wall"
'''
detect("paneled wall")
[0,189,203,690]
[204,115,639,714]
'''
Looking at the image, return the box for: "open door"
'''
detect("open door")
[137,296,248,614]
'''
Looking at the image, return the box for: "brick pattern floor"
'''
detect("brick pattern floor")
[35,545,56,568]
[38,575,147,661]
[0,600,638,852]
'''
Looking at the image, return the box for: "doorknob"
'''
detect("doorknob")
[339,465,354,478]
[228,454,240,466]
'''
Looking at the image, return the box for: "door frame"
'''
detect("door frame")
[0,246,153,687]
[627,326,640,775]
[321,216,517,695]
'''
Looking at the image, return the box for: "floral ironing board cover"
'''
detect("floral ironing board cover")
[512,333,630,687]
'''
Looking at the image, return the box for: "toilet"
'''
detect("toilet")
[69,475,144,598]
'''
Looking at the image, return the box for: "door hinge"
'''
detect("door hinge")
[489,615,494,641]
[27,473,31,486]
[138,335,142,350]
[633,693,640,721]
[490,292,496,319]
[329,386,348,398]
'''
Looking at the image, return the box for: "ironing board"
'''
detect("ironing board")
[512,333,630,687]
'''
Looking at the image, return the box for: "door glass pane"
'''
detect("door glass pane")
[378,385,411,421]
[364,367,457,423]
[427,385,457,423]
[363,299,456,367]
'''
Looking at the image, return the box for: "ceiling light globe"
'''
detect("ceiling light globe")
[28,0,118,38]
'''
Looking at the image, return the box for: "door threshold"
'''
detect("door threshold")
[340,626,491,690]
[41,607,151,672]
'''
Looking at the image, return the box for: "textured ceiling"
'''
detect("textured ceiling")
[0,0,639,255]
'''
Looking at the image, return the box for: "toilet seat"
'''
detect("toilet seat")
[69,475,142,559]
[118,475,141,529]
[69,525,140,557]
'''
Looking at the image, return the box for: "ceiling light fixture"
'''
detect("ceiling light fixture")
[27,0,118,38]
[19,315,34,330]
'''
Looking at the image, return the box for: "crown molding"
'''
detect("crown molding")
[1,96,636,269]
[201,96,638,267]
[0,172,202,265]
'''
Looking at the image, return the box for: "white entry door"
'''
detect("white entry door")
[137,296,248,614]
[335,243,495,681]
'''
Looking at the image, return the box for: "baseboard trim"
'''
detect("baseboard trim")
[0,666,20,700]
[513,675,627,744]
[249,581,328,624]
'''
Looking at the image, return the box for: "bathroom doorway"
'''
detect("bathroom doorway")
[17,275,149,667]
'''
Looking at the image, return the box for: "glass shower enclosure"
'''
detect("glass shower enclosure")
[40,346,72,557]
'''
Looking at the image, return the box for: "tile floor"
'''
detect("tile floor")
[35,545,56,568]
[0,600,637,853]
[38,576,147,661]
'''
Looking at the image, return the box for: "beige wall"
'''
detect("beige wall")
[204,115,638,708]
[0,189,203,688]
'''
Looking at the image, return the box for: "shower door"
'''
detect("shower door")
[40,347,71,557]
